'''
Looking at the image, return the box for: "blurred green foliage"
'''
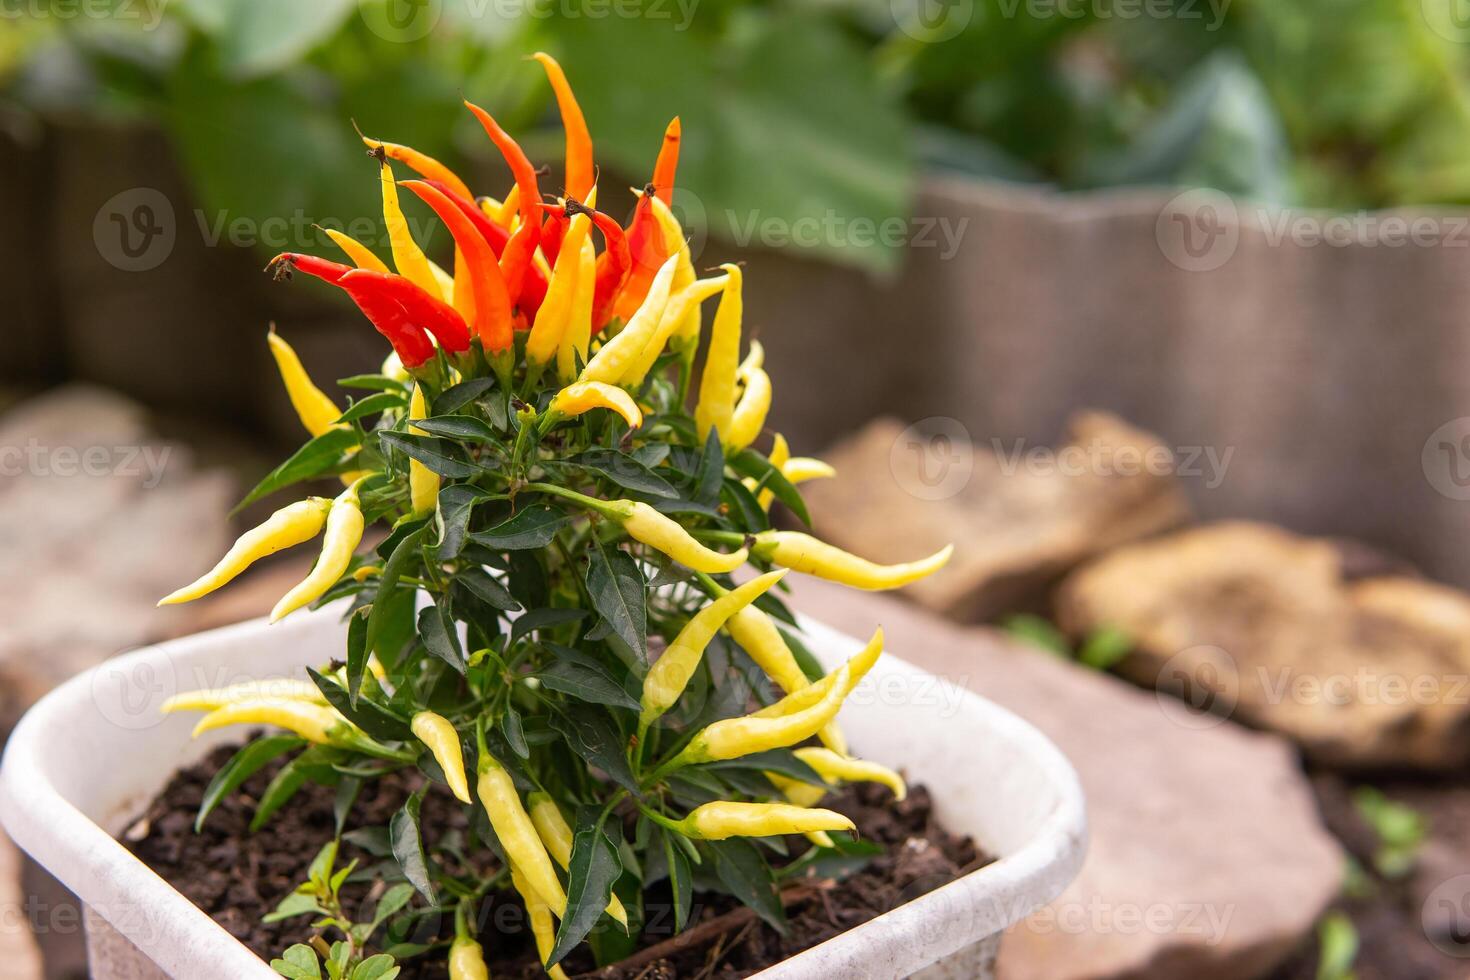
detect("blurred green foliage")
[6,0,1470,272]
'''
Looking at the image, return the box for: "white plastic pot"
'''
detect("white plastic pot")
[0,608,1085,979]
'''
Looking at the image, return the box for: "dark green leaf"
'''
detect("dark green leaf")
[709,839,786,933]
[549,811,623,966]
[237,428,360,509]
[663,830,692,932]
[470,506,568,550]
[252,747,340,832]
[501,706,529,759]
[390,789,438,906]
[379,431,480,479]
[417,602,466,675]
[338,374,405,392]
[308,667,412,741]
[435,485,491,560]
[336,391,406,424]
[270,944,323,980]
[196,735,304,832]
[367,526,427,656]
[586,540,647,662]
[694,428,725,505]
[720,478,769,534]
[536,661,641,712]
[345,607,369,706]
[334,778,361,837]
[506,550,549,610]
[456,567,520,612]
[704,749,823,785]
[729,448,810,526]
[550,710,639,794]
[566,450,679,499]
[510,608,588,648]
[433,377,497,416]
[413,415,499,443]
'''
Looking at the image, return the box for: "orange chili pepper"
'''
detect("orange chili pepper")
[361,137,473,203]
[401,179,515,354]
[463,100,543,309]
[652,116,680,206]
[613,118,681,322]
[533,52,594,202]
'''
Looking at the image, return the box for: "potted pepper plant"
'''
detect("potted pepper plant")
[0,55,1085,980]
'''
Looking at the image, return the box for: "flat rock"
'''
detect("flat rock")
[789,576,1342,980]
[801,412,1190,621]
[0,830,43,980]
[1057,522,1470,769]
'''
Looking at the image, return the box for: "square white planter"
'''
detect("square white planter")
[0,607,1085,979]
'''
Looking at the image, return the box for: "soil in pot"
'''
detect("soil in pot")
[124,743,988,979]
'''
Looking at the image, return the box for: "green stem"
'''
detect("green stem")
[635,800,686,835]
[524,481,623,519]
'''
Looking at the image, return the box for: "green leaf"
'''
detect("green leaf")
[252,747,340,832]
[433,377,497,416]
[456,567,521,613]
[704,749,823,786]
[379,432,481,479]
[662,829,692,932]
[1315,911,1358,980]
[501,705,530,759]
[694,428,725,506]
[214,0,355,79]
[237,428,360,510]
[345,606,369,706]
[549,810,624,967]
[728,449,810,526]
[709,839,786,934]
[1078,627,1132,671]
[371,883,417,928]
[435,485,493,560]
[336,391,406,424]
[509,608,587,649]
[550,709,639,794]
[413,415,500,443]
[418,601,466,675]
[263,891,321,924]
[195,734,304,832]
[271,944,323,980]
[350,955,400,980]
[536,660,641,712]
[333,778,361,837]
[586,539,647,662]
[367,526,427,656]
[308,667,412,741]
[470,506,568,550]
[390,789,438,907]
[565,450,679,499]
[337,374,406,392]
[720,477,769,534]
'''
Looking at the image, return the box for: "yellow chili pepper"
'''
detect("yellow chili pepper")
[782,456,836,485]
[381,351,410,383]
[672,664,850,767]
[447,935,489,980]
[765,772,828,809]
[648,197,700,353]
[545,381,642,430]
[408,384,439,518]
[751,432,791,510]
[189,699,341,744]
[527,211,593,368]
[378,158,444,301]
[557,235,598,383]
[728,362,771,451]
[575,253,679,387]
[751,628,883,722]
[159,497,331,606]
[477,754,567,916]
[694,264,743,439]
[266,330,344,438]
[527,793,629,928]
[641,570,787,726]
[612,501,747,573]
[794,747,907,801]
[724,605,850,755]
[676,801,854,841]
[411,711,471,803]
[162,679,325,713]
[510,864,570,980]
[321,227,389,273]
[624,273,730,388]
[270,482,367,623]
[752,531,953,590]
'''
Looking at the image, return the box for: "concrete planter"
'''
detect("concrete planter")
[0,607,1084,979]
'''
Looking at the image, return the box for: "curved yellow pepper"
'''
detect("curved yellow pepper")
[677,664,850,765]
[576,253,679,387]
[557,236,598,383]
[527,211,593,368]
[641,570,787,726]
[750,432,791,510]
[190,699,342,744]
[694,264,742,439]
[546,381,642,431]
[765,772,828,810]
[625,273,730,388]
[378,158,443,301]
[477,756,567,916]
[270,482,366,623]
[321,227,389,274]
[754,531,953,590]
[527,792,629,928]
[752,627,883,721]
[510,864,570,980]
[648,197,700,352]
[408,385,439,517]
[614,501,747,573]
[411,711,471,803]
[162,679,325,713]
[267,330,344,438]
[159,497,331,606]
[728,363,771,451]
[795,747,907,801]
[678,801,854,841]
[783,456,836,485]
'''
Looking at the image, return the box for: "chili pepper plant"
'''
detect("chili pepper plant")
[157,54,952,980]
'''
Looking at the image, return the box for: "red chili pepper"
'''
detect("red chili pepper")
[267,253,353,285]
[336,276,436,368]
[338,269,471,354]
[541,203,568,268]
[569,201,630,332]
[463,100,543,312]
[424,180,511,254]
[401,179,515,354]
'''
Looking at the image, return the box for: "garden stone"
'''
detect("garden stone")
[788,576,1342,980]
[800,412,1190,621]
[1058,521,1470,769]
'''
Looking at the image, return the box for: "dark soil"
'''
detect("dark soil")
[125,743,983,979]
[1268,770,1470,980]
